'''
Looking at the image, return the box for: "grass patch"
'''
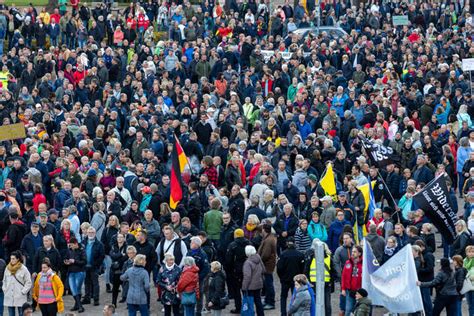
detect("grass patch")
[5,0,49,6]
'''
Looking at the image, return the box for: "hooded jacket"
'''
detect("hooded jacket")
[177,264,200,299]
[120,265,150,305]
[242,254,265,291]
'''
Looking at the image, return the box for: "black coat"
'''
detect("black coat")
[109,242,128,277]
[101,226,118,255]
[64,245,87,273]
[208,270,226,310]
[225,237,251,280]
[3,220,27,257]
[34,247,61,273]
[82,238,105,270]
[219,222,237,260]
[273,213,299,242]
[277,247,305,284]
[227,194,245,226]
[133,240,157,273]
[20,233,42,272]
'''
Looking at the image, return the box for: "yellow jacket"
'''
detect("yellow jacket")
[32,272,64,313]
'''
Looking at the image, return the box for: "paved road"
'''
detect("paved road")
[27,233,468,316]
[27,198,469,315]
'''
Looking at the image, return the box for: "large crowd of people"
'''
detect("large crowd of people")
[0,0,473,315]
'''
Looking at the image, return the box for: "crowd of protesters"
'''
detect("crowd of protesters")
[0,0,473,315]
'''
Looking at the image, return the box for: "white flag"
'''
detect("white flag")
[362,240,424,313]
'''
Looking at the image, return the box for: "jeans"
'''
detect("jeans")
[84,267,100,301]
[467,291,474,316]
[104,255,112,284]
[420,287,433,316]
[433,294,457,316]
[128,303,149,316]
[183,304,195,316]
[454,297,462,316]
[7,307,21,316]
[344,293,356,316]
[280,282,294,316]
[263,273,275,306]
[0,39,3,56]
[68,271,85,296]
[0,291,3,316]
[50,36,58,47]
[78,39,86,49]
[247,289,264,316]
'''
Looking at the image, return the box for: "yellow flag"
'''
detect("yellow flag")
[357,181,376,237]
[319,163,337,198]
[353,222,359,245]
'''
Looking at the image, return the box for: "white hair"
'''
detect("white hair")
[245,245,257,257]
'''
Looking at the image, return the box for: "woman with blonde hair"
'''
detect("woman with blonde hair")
[450,219,471,257]
[207,261,227,316]
[160,202,172,226]
[120,254,150,316]
[100,214,119,294]
[288,274,312,316]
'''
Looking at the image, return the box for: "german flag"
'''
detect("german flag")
[170,135,188,209]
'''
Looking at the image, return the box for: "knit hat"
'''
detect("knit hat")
[357,288,368,297]
[234,228,244,238]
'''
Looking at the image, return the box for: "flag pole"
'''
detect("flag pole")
[376,170,403,223]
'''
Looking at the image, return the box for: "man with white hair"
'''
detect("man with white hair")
[112,176,132,216]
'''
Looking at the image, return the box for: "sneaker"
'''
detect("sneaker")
[230,309,240,314]
[93,301,100,306]
[263,304,275,310]
[81,299,90,305]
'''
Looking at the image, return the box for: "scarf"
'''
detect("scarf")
[464,257,474,273]
[165,263,175,271]
[63,229,71,244]
[246,223,257,232]
[7,261,22,275]
[384,246,396,257]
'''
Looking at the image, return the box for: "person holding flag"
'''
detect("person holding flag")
[170,135,189,210]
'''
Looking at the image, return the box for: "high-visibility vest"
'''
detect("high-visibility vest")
[309,255,331,283]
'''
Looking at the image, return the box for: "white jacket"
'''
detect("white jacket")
[2,264,32,307]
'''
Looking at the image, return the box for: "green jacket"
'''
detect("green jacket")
[353,297,372,316]
[203,209,223,240]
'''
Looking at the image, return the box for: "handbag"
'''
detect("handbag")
[241,292,254,316]
[461,276,474,295]
[181,291,197,305]
[219,293,230,308]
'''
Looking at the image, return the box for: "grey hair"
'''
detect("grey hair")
[183,256,196,267]
[245,245,257,257]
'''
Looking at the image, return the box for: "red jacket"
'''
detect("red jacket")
[177,265,200,299]
[248,162,261,187]
[341,258,363,292]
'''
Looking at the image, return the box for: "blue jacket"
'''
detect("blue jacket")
[307,221,327,242]
[328,220,350,253]
[298,121,312,140]
[54,189,71,211]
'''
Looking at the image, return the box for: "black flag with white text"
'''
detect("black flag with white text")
[359,136,401,167]
[413,174,457,244]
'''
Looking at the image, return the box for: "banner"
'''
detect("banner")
[362,240,423,313]
[412,174,457,243]
[359,136,400,167]
[0,123,26,141]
